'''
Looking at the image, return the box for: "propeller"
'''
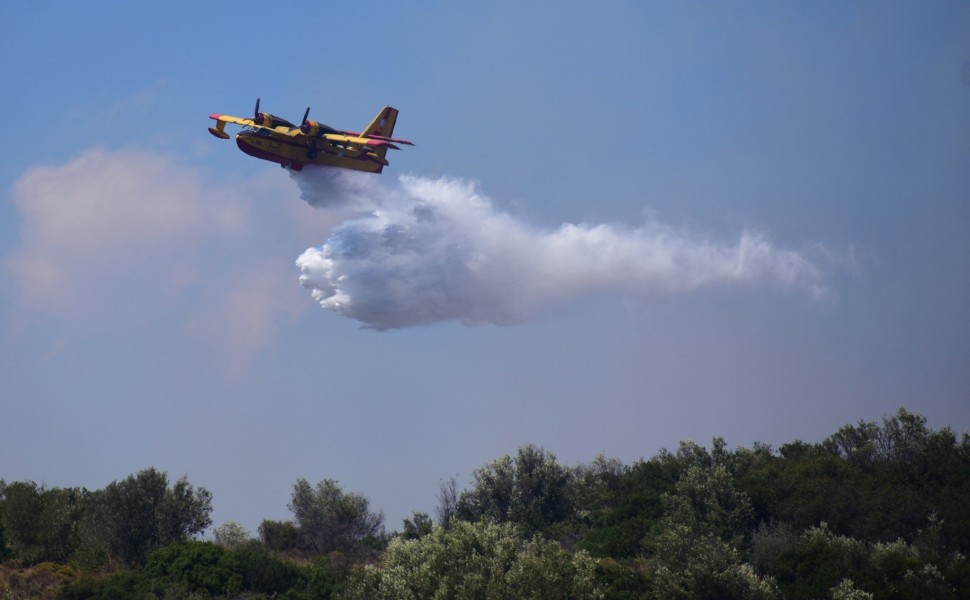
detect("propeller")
[251,97,296,129]
[300,107,311,134]
[253,97,264,125]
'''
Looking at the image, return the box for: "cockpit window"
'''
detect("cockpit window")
[241,126,271,136]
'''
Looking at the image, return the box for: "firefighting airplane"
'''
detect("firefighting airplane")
[208,98,413,173]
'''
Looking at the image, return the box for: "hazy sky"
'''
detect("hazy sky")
[2,2,968,534]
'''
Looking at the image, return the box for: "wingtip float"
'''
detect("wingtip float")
[207,98,413,173]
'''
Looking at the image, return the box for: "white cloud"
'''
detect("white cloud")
[6,147,303,369]
[8,148,246,318]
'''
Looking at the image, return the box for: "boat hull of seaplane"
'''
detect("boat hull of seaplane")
[235,129,386,173]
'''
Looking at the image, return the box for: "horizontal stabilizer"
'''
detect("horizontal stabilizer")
[367,134,414,146]
[367,152,390,166]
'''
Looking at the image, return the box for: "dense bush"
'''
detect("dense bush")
[0,468,211,569]
[59,540,347,599]
[1,408,966,599]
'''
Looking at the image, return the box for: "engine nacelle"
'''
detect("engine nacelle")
[300,119,320,136]
[300,119,340,137]
[255,112,295,129]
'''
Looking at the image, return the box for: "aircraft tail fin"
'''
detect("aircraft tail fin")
[362,106,399,139]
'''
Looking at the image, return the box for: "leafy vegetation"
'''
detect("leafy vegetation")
[0,408,966,599]
[344,520,600,599]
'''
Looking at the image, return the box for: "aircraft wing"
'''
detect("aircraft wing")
[210,114,256,127]
[209,113,258,139]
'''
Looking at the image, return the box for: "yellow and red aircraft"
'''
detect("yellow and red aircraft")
[208,99,413,173]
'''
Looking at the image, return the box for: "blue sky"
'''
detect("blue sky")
[2,2,968,533]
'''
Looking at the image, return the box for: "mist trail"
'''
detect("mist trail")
[292,167,829,330]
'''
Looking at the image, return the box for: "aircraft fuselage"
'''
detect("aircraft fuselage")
[235,126,387,173]
[209,103,409,173]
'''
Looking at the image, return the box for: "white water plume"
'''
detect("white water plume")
[293,168,828,330]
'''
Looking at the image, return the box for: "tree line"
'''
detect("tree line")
[1,407,968,599]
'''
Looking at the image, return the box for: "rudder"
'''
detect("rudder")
[361,106,399,139]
